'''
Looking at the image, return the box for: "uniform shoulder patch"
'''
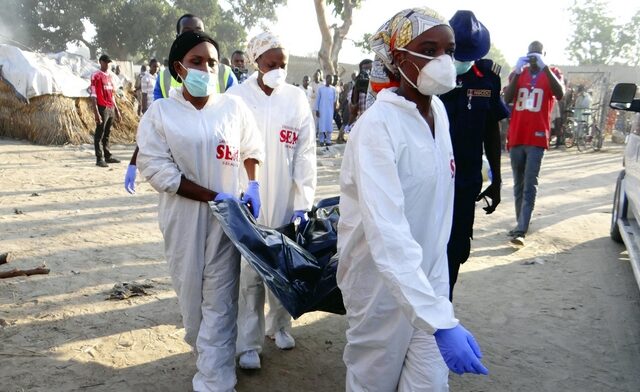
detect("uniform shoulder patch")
[491,62,502,77]
[476,59,501,77]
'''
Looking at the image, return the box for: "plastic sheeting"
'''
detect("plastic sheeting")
[0,44,94,100]
[210,198,344,319]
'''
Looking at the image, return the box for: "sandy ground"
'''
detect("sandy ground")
[1,137,639,392]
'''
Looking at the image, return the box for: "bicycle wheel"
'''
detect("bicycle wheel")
[576,130,585,152]
[575,123,588,152]
[591,125,603,151]
[563,123,575,148]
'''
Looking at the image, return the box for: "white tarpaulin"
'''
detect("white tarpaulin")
[0,44,95,100]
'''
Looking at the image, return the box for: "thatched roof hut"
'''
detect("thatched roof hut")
[0,45,138,145]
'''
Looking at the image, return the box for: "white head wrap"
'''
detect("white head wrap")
[247,31,285,63]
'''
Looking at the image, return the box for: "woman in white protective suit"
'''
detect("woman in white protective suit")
[337,8,489,391]
[227,32,317,370]
[136,31,264,392]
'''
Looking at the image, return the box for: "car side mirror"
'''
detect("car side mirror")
[610,83,638,111]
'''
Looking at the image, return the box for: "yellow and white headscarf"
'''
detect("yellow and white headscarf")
[368,7,449,93]
[247,31,284,63]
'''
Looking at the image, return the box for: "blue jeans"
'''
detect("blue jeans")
[510,145,545,235]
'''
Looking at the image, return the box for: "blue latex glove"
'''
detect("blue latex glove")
[241,180,261,219]
[514,56,529,74]
[214,192,236,202]
[291,210,309,231]
[528,52,546,69]
[124,164,137,194]
[434,324,489,375]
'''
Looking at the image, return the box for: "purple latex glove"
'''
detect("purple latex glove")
[241,180,261,218]
[514,56,529,74]
[434,324,489,375]
[124,164,137,194]
[214,192,236,202]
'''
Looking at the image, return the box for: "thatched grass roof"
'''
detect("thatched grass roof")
[0,78,138,145]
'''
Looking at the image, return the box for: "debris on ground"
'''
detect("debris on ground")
[522,258,545,266]
[107,282,154,300]
[0,265,49,279]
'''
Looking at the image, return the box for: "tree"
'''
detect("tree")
[0,0,88,54]
[0,0,284,61]
[566,0,620,65]
[353,32,372,53]
[619,10,640,67]
[94,0,176,60]
[313,0,363,75]
[223,0,286,29]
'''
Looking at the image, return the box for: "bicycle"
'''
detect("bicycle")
[566,107,604,152]
[575,118,589,152]
[581,107,604,151]
[589,122,604,151]
[562,109,578,148]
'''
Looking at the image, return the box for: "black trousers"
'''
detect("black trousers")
[447,182,482,300]
[333,111,343,130]
[94,105,114,161]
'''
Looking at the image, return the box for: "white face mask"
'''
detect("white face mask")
[262,68,287,89]
[396,48,456,96]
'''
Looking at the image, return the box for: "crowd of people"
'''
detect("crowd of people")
[87,6,569,391]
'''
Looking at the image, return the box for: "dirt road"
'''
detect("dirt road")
[1,138,639,391]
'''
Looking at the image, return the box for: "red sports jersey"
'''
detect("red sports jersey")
[90,70,115,108]
[507,66,563,149]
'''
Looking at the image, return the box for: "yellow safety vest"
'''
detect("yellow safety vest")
[159,68,182,98]
[160,65,232,98]
[217,64,232,93]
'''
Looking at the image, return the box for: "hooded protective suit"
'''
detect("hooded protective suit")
[136,87,264,392]
[227,72,317,354]
[337,88,459,391]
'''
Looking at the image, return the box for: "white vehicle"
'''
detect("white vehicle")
[610,83,640,290]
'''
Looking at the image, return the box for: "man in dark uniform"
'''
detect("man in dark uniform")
[440,10,510,299]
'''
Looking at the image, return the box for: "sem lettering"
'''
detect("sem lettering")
[279,129,298,145]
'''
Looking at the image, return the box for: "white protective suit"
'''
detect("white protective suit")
[227,72,317,354]
[136,87,264,392]
[337,88,459,391]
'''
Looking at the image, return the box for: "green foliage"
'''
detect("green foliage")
[354,33,372,53]
[486,45,509,72]
[225,0,286,29]
[327,0,361,17]
[486,44,511,85]
[619,10,640,66]
[0,0,87,53]
[0,0,284,61]
[566,0,640,65]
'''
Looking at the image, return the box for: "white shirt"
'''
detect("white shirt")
[227,73,317,227]
[137,87,264,215]
[300,84,314,109]
[141,72,158,106]
[337,88,458,333]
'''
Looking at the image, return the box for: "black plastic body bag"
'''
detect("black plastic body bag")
[209,197,344,319]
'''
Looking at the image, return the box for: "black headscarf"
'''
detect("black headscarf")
[168,30,220,80]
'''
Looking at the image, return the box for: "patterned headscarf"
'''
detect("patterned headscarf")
[247,31,284,63]
[368,7,449,94]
